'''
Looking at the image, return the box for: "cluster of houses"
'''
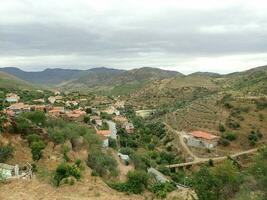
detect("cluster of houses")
[3,91,136,165]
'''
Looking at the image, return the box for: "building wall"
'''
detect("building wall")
[187,136,218,149]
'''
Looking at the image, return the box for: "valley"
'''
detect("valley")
[0,65,266,200]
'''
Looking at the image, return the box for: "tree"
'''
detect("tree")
[191,161,242,200]
[53,163,81,186]
[22,110,46,125]
[83,115,90,124]
[85,108,92,114]
[30,140,46,161]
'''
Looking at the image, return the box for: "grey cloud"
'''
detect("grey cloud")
[0,1,267,72]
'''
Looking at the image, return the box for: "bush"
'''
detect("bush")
[219,138,230,146]
[108,138,117,149]
[0,144,14,162]
[110,170,149,194]
[47,128,66,144]
[248,131,260,146]
[83,115,90,124]
[14,116,31,134]
[53,163,81,186]
[22,111,46,125]
[224,132,237,141]
[150,182,176,198]
[219,123,225,132]
[87,150,118,177]
[31,140,46,161]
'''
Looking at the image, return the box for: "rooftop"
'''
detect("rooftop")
[190,131,219,140]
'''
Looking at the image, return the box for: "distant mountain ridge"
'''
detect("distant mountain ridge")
[0,67,126,85]
[0,67,180,90]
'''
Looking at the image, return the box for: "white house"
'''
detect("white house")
[0,163,19,179]
[5,93,20,103]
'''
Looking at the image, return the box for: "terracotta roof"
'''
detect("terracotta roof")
[96,130,111,137]
[190,131,219,140]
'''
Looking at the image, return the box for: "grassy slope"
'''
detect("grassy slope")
[123,66,267,151]
[0,71,34,90]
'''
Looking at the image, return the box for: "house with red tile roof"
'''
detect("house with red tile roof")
[96,130,111,137]
[185,131,220,149]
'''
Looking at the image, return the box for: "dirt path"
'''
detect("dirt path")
[110,149,134,182]
[167,148,258,168]
[164,122,199,161]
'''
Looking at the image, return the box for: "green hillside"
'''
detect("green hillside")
[0,71,34,89]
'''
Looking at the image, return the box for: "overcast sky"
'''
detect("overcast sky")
[1,0,267,74]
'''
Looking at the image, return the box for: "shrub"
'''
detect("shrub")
[219,138,230,146]
[150,182,176,198]
[14,116,31,134]
[110,170,149,194]
[22,111,46,125]
[219,123,225,132]
[108,138,117,149]
[83,115,90,124]
[226,118,240,129]
[53,163,81,186]
[26,134,42,145]
[225,132,237,141]
[47,128,66,144]
[30,140,46,161]
[87,150,118,177]
[248,130,262,146]
[0,144,14,162]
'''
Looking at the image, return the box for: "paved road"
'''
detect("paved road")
[106,120,117,140]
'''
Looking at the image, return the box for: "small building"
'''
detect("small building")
[48,107,65,116]
[66,109,86,119]
[32,105,46,112]
[103,106,120,116]
[5,93,20,103]
[113,116,128,123]
[48,96,63,104]
[0,163,19,179]
[185,131,220,149]
[7,103,31,114]
[48,96,56,104]
[54,91,61,95]
[96,130,111,137]
[114,101,125,109]
[123,122,135,133]
[65,100,79,107]
[33,99,45,103]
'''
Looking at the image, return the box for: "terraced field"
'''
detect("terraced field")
[166,95,228,134]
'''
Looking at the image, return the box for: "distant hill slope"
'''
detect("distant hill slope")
[0,67,125,86]
[124,65,267,109]
[59,67,181,94]
[0,71,34,89]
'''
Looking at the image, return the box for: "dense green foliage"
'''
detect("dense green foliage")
[87,150,118,177]
[191,160,242,200]
[53,163,81,186]
[110,170,149,194]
